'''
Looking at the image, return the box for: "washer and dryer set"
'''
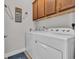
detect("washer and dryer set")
[26,28,75,59]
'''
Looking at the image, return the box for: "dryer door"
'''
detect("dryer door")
[32,40,63,59]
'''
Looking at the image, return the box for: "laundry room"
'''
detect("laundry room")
[4,0,75,59]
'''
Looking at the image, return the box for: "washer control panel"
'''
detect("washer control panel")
[45,28,74,35]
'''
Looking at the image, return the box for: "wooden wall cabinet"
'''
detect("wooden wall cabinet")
[33,0,75,20]
[45,0,56,16]
[56,0,75,12]
[37,0,45,18]
[33,1,38,20]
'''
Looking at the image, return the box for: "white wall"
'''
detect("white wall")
[5,0,35,57]
[34,12,75,30]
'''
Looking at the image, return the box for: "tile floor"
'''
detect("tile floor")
[8,52,28,59]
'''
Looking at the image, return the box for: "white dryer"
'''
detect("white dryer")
[26,28,75,59]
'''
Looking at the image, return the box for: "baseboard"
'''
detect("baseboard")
[5,48,26,58]
[24,50,32,59]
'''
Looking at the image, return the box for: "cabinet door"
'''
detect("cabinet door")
[57,0,75,11]
[45,0,56,16]
[38,0,45,18]
[33,1,38,20]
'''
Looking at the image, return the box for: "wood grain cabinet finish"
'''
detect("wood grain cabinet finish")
[33,1,38,20]
[56,0,75,12]
[45,0,56,16]
[37,0,45,18]
[33,0,75,20]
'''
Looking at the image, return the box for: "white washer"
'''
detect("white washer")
[26,28,75,59]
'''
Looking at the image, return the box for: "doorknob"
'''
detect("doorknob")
[4,35,8,38]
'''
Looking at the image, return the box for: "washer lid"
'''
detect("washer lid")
[30,31,74,40]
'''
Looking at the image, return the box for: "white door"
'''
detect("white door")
[32,40,62,59]
[4,0,25,57]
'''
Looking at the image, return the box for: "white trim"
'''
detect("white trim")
[24,50,32,59]
[5,48,26,58]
